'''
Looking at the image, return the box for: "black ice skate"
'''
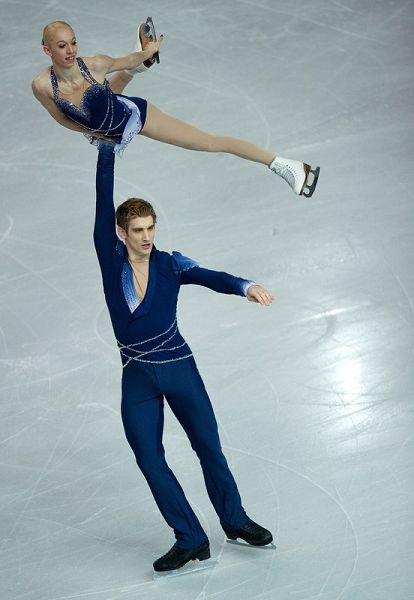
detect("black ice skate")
[225,519,276,549]
[153,541,218,578]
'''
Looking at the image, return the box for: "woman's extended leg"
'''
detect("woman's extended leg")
[141,103,275,165]
[140,103,320,196]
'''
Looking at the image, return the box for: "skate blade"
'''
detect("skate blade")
[143,17,160,64]
[153,558,218,579]
[226,539,277,550]
[302,166,320,198]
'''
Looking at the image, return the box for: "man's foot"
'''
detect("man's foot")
[269,156,320,197]
[153,541,210,572]
[224,519,273,546]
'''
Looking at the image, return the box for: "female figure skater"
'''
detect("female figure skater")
[32,20,320,197]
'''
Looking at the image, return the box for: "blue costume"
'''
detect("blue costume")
[51,57,147,154]
[95,144,254,549]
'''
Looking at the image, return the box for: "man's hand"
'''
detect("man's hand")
[246,285,274,306]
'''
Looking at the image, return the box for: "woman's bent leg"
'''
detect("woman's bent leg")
[141,103,275,165]
[108,71,133,95]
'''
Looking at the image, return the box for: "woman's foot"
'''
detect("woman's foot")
[269,156,320,197]
[126,21,158,74]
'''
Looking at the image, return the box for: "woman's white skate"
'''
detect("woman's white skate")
[127,17,160,74]
[269,156,320,197]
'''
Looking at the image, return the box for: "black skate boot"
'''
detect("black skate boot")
[224,519,274,547]
[153,540,210,572]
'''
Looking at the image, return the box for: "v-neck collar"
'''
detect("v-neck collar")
[121,248,157,316]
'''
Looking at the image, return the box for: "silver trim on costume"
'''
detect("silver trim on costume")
[117,318,193,367]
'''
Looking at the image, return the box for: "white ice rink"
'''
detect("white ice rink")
[1,1,413,598]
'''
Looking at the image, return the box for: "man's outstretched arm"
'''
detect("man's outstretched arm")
[174,252,274,306]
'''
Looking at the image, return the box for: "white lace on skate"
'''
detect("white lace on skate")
[269,157,307,195]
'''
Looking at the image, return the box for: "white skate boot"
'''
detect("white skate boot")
[269,156,320,197]
[126,17,160,75]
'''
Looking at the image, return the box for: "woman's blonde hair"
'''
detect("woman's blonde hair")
[42,21,74,46]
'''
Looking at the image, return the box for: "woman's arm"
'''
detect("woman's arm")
[90,39,162,78]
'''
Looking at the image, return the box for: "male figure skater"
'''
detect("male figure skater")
[95,143,274,572]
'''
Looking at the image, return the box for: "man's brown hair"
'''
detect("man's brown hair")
[116,198,157,232]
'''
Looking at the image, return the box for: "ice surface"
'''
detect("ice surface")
[1,1,413,599]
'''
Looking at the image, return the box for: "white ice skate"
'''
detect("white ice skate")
[269,156,320,197]
[126,17,160,75]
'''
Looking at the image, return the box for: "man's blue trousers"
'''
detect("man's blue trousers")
[121,356,248,548]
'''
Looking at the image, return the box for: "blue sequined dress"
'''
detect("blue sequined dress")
[50,57,148,155]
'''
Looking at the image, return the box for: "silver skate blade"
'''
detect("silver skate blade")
[226,539,277,550]
[153,558,218,579]
[143,17,160,64]
[302,166,320,198]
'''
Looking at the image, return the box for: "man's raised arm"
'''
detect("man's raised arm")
[94,144,118,271]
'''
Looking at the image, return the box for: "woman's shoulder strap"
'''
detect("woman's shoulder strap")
[49,66,59,100]
[77,57,99,85]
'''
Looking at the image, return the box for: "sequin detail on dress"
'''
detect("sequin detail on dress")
[50,57,143,153]
[172,251,201,272]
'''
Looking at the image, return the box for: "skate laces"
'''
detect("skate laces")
[279,165,295,188]
[270,160,296,189]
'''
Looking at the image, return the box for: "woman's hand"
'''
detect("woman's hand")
[246,285,274,306]
[143,36,163,61]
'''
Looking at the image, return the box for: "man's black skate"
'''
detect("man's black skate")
[224,519,274,547]
[153,541,210,572]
